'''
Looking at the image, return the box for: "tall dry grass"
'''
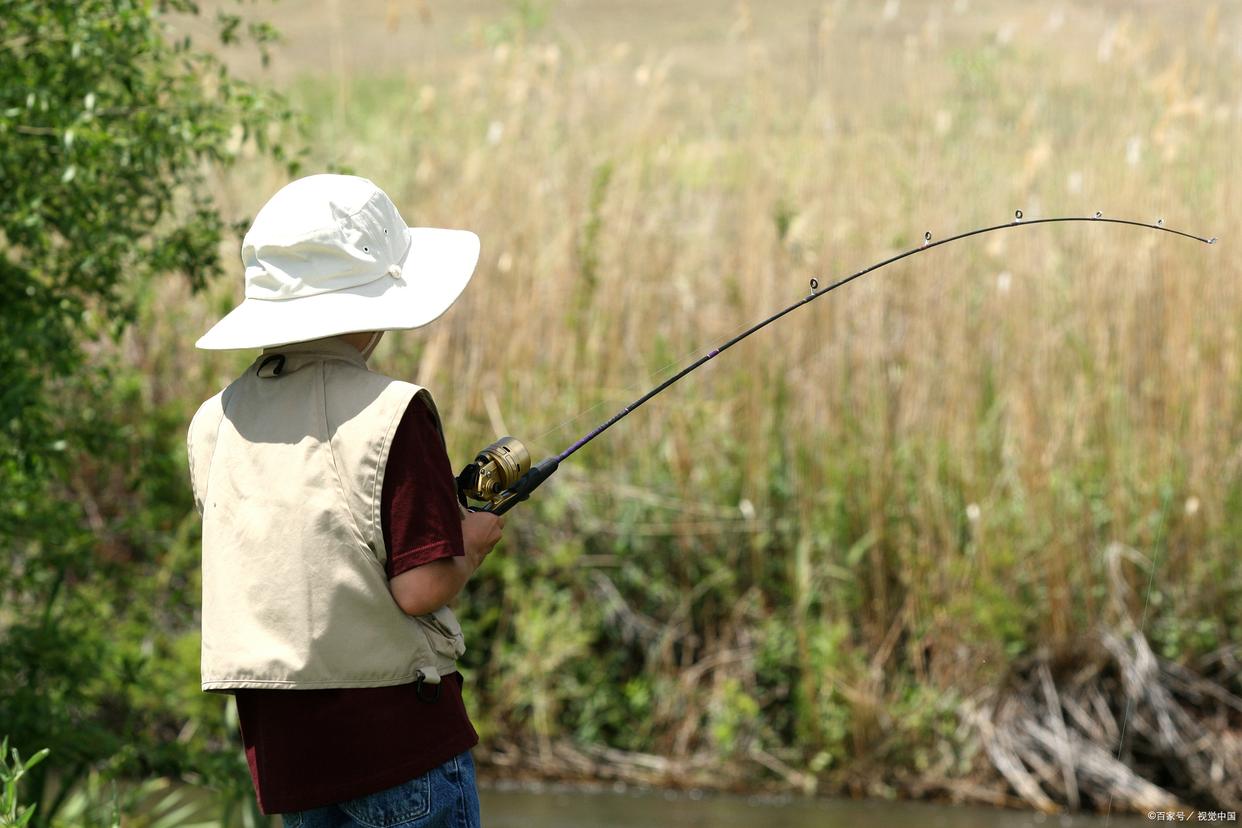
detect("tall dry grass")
[146,1,1240,794]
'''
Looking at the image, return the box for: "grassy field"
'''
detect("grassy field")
[152,0,1242,810]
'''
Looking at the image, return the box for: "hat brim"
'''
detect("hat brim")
[195,227,480,350]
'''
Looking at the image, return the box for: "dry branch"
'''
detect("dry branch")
[965,544,1242,813]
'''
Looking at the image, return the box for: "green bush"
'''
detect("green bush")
[0,1,295,823]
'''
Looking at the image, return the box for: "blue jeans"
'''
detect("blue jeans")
[281,751,480,828]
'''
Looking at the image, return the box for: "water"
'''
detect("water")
[477,787,1150,828]
[161,779,1153,826]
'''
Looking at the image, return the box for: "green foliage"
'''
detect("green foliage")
[51,774,219,828]
[490,578,597,741]
[482,0,554,45]
[576,160,613,297]
[880,685,969,777]
[1,738,50,828]
[0,0,296,823]
[772,197,796,243]
[708,677,760,757]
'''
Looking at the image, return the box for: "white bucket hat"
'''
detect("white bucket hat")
[196,174,480,350]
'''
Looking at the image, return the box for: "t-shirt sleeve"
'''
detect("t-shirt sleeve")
[381,394,466,580]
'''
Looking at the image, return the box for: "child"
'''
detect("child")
[187,174,504,827]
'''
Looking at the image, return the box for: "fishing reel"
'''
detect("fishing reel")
[456,437,560,515]
[457,437,530,504]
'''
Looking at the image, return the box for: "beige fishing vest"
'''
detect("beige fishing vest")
[187,337,465,694]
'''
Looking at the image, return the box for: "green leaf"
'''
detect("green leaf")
[22,749,49,773]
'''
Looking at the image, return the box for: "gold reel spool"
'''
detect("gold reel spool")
[463,437,531,503]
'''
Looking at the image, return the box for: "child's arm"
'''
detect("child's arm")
[389,511,504,616]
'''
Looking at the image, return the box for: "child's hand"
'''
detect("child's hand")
[388,511,504,615]
[462,511,505,572]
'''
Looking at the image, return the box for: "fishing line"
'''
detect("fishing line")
[529,304,781,447]
[552,214,1212,465]
[457,212,1215,515]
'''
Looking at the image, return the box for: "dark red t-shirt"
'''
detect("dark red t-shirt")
[232,396,479,815]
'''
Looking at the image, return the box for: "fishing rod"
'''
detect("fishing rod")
[456,212,1217,515]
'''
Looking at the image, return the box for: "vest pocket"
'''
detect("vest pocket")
[338,772,432,826]
[416,606,466,662]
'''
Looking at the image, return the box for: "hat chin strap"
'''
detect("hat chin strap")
[359,331,384,360]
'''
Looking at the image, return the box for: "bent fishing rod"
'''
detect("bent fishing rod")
[456,212,1217,514]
